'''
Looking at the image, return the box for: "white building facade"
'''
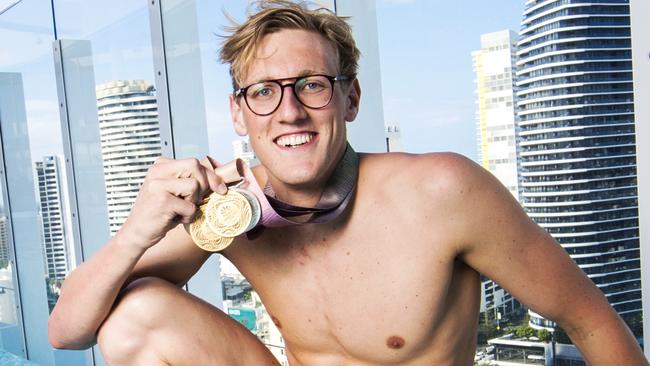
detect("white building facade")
[384,123,403,152]
[34,156,73,281]
[232,137,258,166]
[96,80,161,235]
[473,30,520,199]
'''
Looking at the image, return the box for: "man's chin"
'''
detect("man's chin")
[277,173,319,188]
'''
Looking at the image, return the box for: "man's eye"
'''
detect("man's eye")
[250,86,274,98]
[299,80,326,92]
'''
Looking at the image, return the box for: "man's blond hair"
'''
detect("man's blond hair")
[219,0,360,91]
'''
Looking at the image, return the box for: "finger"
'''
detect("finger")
[149,158,210,195]
[206,155,220,169]
[199,157,223,192]
[153,156,173,165]
[168,195,198,224]
[200,156,214,170]
[199,156,228,194]
[205,169,228,195]
[156,178,202,204]
[148,158,201,178]
[213,160,244,184]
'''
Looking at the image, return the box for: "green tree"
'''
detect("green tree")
[515,323,535,339]
[537,329,550,342]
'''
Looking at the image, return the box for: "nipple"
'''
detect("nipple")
[386,336,405,349]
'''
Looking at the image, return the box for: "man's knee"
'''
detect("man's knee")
[97,277,179,363]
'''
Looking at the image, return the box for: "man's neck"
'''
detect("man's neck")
[258,143,349,208]
[266,176,327,207]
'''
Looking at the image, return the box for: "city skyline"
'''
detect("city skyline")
[1,0,648,364]
[9,1,528,164]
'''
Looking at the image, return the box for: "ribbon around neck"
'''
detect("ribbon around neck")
[220,143,358,237]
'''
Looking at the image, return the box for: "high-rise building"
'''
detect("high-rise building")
[384,123,403,152]
[473,30,521,321]
[516,0,641,338]
[34,156,72,281]
[630,0,650,354]
[473,30,520,199]
[0,215,8,269]
[96,80,161,235]
[232,136,258,166]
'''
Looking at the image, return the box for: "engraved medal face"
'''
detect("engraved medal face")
[188,188,260,252]
[188,205,234,252]
[205,190,252,238]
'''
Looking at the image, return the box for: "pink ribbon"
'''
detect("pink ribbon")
[234,144,358,237]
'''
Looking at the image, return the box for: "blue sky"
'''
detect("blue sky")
[0,0,526,164]
[375,0,525,160]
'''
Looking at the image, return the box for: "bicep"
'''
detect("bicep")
[453,163,612,328]
[128,224,212,286]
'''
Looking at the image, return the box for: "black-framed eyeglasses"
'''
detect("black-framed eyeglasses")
[234,74,350,116]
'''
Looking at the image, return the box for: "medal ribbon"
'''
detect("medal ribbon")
[234,143,358,233]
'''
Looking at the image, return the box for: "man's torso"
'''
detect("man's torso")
[223,153,480,365]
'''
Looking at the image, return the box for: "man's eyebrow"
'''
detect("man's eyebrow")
[295,69,321,77]
[250,70,325,84]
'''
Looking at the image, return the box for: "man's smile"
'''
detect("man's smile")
[274,132,317,149]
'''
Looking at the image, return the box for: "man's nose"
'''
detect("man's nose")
[276,85,307,123]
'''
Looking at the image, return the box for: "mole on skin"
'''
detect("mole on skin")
[386,336,405,349]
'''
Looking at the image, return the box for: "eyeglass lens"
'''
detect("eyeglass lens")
[245,75,333,115]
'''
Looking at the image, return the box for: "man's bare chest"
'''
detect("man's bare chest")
[225,208,476,364]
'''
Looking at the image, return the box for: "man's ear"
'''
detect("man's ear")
[229,94,248,136]
[344,78,361,122]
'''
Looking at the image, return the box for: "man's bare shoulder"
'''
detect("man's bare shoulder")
[356,151,516,249]
[357,151,486,202]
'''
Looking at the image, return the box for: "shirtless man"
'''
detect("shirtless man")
[48,1,647,365]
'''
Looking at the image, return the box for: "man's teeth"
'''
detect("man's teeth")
[277,133,314,147]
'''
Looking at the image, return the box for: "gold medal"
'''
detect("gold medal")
[204,189,253,238]
[187,188,259,252]
[188,204,234,252]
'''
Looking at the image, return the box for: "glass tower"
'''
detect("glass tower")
[35,156,72,281]
[96,80,161,235]
[516,0,641,339]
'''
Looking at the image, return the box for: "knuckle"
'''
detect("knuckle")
[153,157,167,166]
[141,181,156,195]
[191,179,201,191]
[187,157,201,169]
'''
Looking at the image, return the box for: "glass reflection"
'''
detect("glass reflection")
[0,193,17,327]
[0,0,72,315]
[53,0,160,238]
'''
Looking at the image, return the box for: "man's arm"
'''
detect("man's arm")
[48,157,225,349]
[433,154,646,365]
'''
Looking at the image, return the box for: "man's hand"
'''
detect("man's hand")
[116,157,226,251]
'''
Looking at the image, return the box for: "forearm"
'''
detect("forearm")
[48,233,147,349]
[565,314,648,365]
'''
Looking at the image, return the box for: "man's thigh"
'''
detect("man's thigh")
[98,277,280,366]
